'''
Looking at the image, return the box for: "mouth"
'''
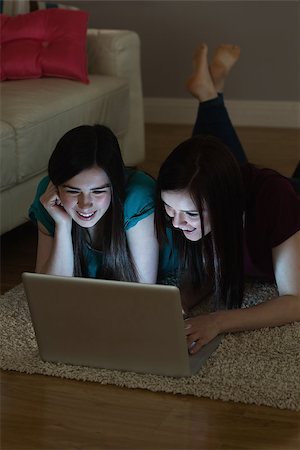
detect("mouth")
[76,211,97,221]
[181,228,196,233]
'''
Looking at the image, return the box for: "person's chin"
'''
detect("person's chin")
[182,229,201,241]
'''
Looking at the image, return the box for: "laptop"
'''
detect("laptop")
[22,272,223,377]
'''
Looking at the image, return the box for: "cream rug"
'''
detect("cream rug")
[1,282,299,411]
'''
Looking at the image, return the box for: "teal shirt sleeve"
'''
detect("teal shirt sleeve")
[28,176,55,236]
[124,171,156,230]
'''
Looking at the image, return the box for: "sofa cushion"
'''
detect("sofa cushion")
[0,122,17,190]
[0,9,89,83]
[1,75,129,183]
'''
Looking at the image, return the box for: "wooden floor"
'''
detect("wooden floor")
[140,124,300,179]
[1,124,300,449]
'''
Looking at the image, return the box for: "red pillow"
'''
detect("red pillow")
[0,9,89,83]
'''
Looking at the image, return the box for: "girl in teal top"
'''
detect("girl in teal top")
[29,124,177,283]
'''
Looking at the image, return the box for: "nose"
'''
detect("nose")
[77,193,92,209]
[172,212,186,228]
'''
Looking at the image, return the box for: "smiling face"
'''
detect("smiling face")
[58,165,112,228]
[161,190,211,241]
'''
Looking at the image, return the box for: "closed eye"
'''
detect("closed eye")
[91,189,110,195]
[62,184,110,195]
[185,212,199,217]
[163,203,199,218]
[65,189,80,195]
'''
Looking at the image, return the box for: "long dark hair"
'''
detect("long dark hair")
[155,135,245,310]
[48,124,137,281]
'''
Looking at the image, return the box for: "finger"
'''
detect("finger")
[55,198,63,206]
[186,333,200,347]
[184,318,201,336]
[45,182,60,199]
[188,340,197,353]
[184,324,191,333]
[46,181,57,191]
[41,192,58,207]
[189,339,206,354]
[184,321,193,336]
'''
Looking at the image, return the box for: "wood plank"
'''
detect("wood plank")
[1,370,300,449]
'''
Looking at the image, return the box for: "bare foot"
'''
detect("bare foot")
[186,43,217,102]
[210,44,241,92]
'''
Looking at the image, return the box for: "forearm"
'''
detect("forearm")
[214,294,300,334]
[36,224,74,276]
[126,215,159,284]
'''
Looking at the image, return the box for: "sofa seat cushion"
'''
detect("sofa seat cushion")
[0,121,17,190]
[1,75,129,184]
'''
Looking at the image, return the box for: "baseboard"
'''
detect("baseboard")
[144,98,300,128]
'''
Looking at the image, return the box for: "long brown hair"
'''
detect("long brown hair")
[48,124,137,281]
[155,135,245,309]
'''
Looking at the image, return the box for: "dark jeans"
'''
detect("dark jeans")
[192,94,300,193]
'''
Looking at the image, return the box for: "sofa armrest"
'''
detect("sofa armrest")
[87,29,145,166]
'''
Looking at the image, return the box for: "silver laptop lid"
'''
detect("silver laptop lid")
[22,273,193,377]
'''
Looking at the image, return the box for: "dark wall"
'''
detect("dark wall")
[67,1,299,101]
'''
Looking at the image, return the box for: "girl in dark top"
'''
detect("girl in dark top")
[155,44,300,354]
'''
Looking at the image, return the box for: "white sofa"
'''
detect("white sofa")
[0,29,145,235]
